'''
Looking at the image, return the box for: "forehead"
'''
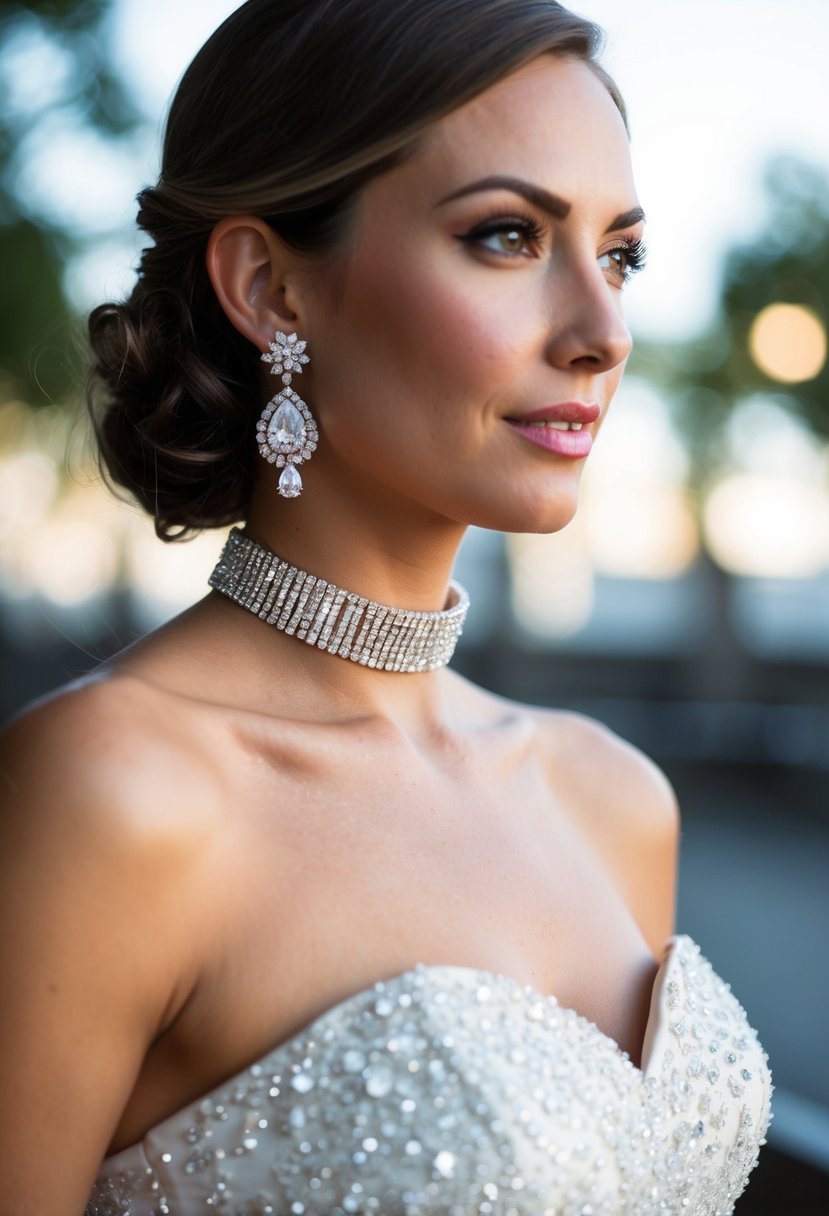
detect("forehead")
[395,55,636,211]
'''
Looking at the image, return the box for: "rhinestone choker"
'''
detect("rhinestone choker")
[209,528,469,672]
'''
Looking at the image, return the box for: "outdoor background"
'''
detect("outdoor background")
[1,1,827,1209]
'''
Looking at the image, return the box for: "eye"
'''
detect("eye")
[458,214,546,259]
[598,237,648,286]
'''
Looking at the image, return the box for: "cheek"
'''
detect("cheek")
[329,242,529,418]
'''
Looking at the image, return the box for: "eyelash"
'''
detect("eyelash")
[604,236,648,283]
[458,211,546,256]
[458,213,648,284]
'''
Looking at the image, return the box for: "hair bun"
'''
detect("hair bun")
[88,259,256,540]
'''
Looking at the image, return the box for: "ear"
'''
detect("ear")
[206,216,301,352]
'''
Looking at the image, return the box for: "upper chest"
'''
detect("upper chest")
[180,706,653,1043]
[217,708,612,931]
[108,703,654,1154]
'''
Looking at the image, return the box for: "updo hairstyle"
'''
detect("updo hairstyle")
[88,0,625,540]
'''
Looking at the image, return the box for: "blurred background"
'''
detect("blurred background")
[1,1,827,1209]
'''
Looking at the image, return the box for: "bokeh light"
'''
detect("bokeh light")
[583,482,699,579]
[124,525,226,626]
[507,523,595,639]
[702,472,829,578]
[748,303,827,384]
[581,380,699,580]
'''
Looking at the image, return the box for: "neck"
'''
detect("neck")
[246,467,467,614]
[214,472,470,724]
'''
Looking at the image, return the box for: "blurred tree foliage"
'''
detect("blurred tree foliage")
[631,156,829,488]
[0,0,141,406]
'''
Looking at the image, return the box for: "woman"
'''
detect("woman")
[0,1,771,1212]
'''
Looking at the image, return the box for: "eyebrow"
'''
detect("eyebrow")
[436,174,645,233]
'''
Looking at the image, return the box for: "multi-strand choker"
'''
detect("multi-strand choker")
[209,528,469,672]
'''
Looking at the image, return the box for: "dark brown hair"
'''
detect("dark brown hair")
[88,0,625,539]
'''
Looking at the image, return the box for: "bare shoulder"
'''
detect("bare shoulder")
[532,705,680,951]
[0,673,225,1038]
[1,672,225,831]
[0,671,226,1005]
[0,675,226,1209]
[534,706,679,835]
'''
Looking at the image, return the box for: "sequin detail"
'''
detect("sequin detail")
[87,936,771,1216]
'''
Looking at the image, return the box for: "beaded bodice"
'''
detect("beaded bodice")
[88,935,771,1216]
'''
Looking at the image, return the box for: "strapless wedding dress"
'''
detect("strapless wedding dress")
[87,935,771,1215]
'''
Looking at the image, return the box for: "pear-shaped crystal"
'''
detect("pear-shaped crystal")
[278,463,302,498]
[268,400,305,450]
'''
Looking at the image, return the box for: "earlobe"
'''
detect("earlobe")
[206,216,299,350]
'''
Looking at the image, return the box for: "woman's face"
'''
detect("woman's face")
[303,54,643,534]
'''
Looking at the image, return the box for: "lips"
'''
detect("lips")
[506,401,601,425]
[504,402,599,459]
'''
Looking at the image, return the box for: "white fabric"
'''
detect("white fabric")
[88,935,771,1215]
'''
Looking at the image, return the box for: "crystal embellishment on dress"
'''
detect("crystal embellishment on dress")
[87,935,771,1216]
[208,527,469,673]
[256,330,318,498]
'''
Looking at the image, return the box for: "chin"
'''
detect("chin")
[462,481,582,536]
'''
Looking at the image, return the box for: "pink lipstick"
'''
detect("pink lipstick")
[505,402,599,459]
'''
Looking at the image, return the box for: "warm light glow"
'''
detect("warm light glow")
[0,476,123,604]
[125,523,226,621]
[703,472,829,577]
[0,449,59,539]
[584,482,699,578]
[580,380,698,578]
[748,303,827,384]
[26,518,119,605]
[507,527,594,639]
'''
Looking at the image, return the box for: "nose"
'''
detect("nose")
[543,261,633,374]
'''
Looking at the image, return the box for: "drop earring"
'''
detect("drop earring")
[256,330,318,498]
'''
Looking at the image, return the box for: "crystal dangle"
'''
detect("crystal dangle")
[256,330,318,498]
